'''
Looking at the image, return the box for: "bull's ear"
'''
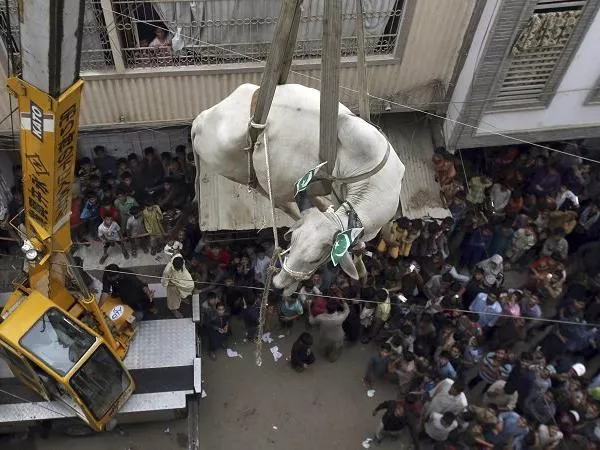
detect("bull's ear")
[339,252,359,280]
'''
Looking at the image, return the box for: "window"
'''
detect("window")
[0,0,21,73]
[82,0,115,70]
[489,0,587,110]
[0,342,40,388]
[70,344,131,420]
[112,0,404,69]
[20,308,96,376]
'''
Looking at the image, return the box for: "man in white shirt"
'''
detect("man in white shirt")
[253,247,270,285]
[425,411,458,442]
[556,185,579,210]
[98,216,129,264]
[149,28,172,48]
[425,379,468,416]
[490,183,511,213]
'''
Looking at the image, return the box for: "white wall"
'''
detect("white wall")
[78,127,189,160]
[476,6,600,135]
[444,0,501,143]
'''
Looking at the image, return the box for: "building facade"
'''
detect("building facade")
[0,0,481,228]
[445,0,600,150]
[1,0,479,130]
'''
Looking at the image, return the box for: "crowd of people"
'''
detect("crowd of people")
[71,144,196,262]
[3,137,600,449]
[194,142,600,449]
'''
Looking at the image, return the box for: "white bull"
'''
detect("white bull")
[191,83,405,295]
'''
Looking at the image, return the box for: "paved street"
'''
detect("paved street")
[6,317,408,450]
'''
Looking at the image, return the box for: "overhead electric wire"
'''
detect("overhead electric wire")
[0,248,596,329]
[102,6,600,166]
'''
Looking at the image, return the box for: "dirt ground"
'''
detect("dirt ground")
[8,317,411,450]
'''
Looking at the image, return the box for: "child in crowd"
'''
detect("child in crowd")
[97,215,129,264]
[143,197,165,255]
[126,206,148,256]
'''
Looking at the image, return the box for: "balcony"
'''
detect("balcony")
[1,0,404,73]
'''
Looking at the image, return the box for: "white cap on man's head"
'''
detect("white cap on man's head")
[572,363,586,377]
[570,410,581,423]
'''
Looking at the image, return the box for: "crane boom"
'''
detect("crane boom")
[0,0,136,432]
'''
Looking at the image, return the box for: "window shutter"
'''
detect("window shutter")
[490,0,587,110]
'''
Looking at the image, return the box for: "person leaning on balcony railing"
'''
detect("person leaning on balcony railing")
[149,27,172,49]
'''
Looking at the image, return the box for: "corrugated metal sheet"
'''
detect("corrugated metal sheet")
[0,0,475,132]
[379,114,450,220]
[198,166,294,231]
[198,113,448,231]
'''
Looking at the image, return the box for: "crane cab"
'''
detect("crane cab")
[0,289,135,431]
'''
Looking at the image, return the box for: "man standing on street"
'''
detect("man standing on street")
[371,400,406,444]
[309,300,350,362]
[161,254,195,318]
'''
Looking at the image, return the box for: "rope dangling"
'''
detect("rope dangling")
[255,247,281,367]
[254,130,285,366]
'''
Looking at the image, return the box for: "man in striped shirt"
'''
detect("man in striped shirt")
[468,349,512,391]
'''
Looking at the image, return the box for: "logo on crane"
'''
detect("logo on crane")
[30,101,44,142]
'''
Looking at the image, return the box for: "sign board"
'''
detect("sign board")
[109,305,125,321]
[8,77,83,247]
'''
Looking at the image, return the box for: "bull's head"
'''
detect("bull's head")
[273,207,363,296]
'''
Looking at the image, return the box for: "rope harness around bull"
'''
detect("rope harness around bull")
[247,121,392,366]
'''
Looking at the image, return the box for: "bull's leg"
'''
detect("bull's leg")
[193,150,202,204]
[253,182,302,221]
[278,202,302,221]
[310,195,333,212]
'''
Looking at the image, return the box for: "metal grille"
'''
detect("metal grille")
[112,0,403,68]
[81,0,115,71]
[0,0,21,74]
[490,0,586,110]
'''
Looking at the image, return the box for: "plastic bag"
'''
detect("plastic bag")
[172,27,184,52]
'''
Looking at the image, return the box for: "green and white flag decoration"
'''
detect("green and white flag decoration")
[294,162,328,196]
[331,227,364,266]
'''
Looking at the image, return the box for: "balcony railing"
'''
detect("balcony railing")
[0,0,403,72]
[82,0,115,70]
[113,0,403,68]
[0,0,21,73]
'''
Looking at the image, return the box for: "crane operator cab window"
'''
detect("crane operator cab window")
[70,344,131,420]
[20,308,95,376]
[19,308,132,421]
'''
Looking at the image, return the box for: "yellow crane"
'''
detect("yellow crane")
[0,0,137,431]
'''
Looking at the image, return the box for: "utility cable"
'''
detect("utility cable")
[0,248,597,329]
[101,6,600,166]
